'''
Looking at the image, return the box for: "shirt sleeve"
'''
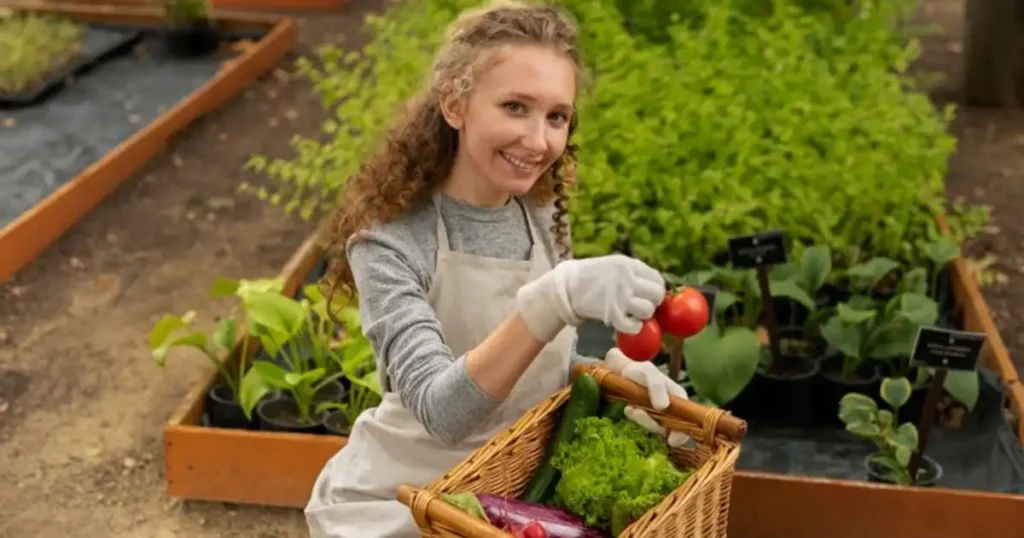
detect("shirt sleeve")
[346,230,502,447]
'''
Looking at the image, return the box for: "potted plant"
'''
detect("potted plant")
[157,0,219,58]
[816,292,938,427]
[839,377,943,487]
[316,291,381,436]
[239,287,358,433]
[148,309,269,429]
[768,244,834,328]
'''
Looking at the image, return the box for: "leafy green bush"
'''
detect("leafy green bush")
[242,0,986,276]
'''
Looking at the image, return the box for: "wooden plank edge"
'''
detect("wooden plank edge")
[730,470,1024,538]
[37,0,351,12]
[0,1,286,26]
[0,13,294,285]
[164,422,345,508]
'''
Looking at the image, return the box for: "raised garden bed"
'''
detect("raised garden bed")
[45,0,351,11]
[159,217,1024,535]
[0,2,295,284]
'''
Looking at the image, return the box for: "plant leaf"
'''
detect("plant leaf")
[925,239,960,267]
[880,376,913,409]
[892,422,919,450]
[251,360,292,389]
[769,278,817,311]
[944,370,980,411]
[837,303,876,324]
[800,244,832,292]
[846,421,881,437]
[897,293,939,325]
[238,366,273,419]
[212,316,238,353]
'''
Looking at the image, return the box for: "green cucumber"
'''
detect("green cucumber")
[602,401,627,421]
[519,373,601,503]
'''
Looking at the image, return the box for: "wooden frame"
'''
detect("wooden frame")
[161,221,1024,533]
[45,0,350,12]
[0,2,296,284]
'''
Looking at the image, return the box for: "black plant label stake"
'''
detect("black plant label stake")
[667,285,718,383]
[906,326,986,483]
[727,230,788,368]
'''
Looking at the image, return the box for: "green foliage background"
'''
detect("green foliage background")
[242,0,987,275]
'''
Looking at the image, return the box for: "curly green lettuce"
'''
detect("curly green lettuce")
[549,416,693,533]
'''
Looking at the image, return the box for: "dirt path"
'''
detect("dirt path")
[1,0,1023,537]
[0,2,382,536]
[913,0,1024,368]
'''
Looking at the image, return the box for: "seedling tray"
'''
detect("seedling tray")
[0,23,141,108]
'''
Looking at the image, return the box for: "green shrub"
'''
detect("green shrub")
[242,0,986,276]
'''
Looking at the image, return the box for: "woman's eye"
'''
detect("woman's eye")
[548,112,569,125]
[503,101,526,113]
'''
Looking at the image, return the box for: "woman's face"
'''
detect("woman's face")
[444,44,576,204]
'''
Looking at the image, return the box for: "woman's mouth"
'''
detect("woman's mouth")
[499,151,541,173]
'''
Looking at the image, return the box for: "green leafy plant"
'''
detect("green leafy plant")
[819,293,938,379]
[240,0,987,283]
[315,296,382,427]
[0,10,83,92]
[671,265,815,330]
[680,322,760,407]
[148,310,267,417]
[839,377,921,485]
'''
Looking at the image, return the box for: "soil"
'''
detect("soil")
[0,0,1021,536]
[0,1,384,536]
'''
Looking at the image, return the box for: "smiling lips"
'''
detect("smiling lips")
[500,150,542,172]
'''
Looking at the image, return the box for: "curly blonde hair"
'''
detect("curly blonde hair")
[322,0,584,305]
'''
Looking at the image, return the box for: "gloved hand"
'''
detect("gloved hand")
[516,254,666,342]
[605,347,691,448]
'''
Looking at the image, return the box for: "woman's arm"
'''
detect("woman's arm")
[348,231,549,446]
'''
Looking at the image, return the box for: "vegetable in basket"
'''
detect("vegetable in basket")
[549,416,694,535]
[441,492,603,538]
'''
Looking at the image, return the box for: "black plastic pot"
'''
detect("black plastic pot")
[257,396,327,434]
[865,453,942,487]
[162,20,220,59]
[737,345,820,428]
[313,379,347,404]
[322,410,352,436]
[815,353,882,427]
[206,384,258,430]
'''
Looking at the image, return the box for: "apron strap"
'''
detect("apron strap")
[431,194,452,252]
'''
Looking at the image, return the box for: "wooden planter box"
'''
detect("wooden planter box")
[43,0,351,12]
[0,2,295,284]
[162,221,1024,535]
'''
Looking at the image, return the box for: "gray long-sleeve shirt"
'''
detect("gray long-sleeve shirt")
[347,194,598,447]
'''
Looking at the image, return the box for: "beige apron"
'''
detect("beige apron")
[305,195,576,538]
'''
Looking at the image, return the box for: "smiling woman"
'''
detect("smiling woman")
[301,1,690,537]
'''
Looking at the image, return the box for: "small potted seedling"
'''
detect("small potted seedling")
[315,295,380,436]
[148,310,270,429]
[816,292,938,426]
[157,0,219,58]
[839,377,943,487]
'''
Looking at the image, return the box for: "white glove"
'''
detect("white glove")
[606,347,691,448]
[516,254,666,342]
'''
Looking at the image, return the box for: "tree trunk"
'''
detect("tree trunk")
[962,0,1024,108]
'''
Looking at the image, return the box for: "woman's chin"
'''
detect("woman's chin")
[493,175,540,197]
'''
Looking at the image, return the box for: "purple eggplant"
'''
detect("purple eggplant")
[476,493,606,538]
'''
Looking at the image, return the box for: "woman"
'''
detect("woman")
[305,2,689,536]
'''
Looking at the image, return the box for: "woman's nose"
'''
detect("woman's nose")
[520,120,547,153]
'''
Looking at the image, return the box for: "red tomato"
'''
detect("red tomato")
[655,287,710,338]
[616,318,663,362]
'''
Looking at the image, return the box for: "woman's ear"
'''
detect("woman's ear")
[440,93,467,130]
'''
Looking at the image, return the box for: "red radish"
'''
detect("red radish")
[655,287,710,338]
[616,318,663,362]
[475,494,602,538]
[519,521,548,538]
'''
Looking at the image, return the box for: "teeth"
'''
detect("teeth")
[501,152,538,172]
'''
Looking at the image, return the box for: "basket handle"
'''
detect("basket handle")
[396,484,513,537]
[573,362,748,441]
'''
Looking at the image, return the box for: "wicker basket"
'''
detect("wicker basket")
[397,363,748,537]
